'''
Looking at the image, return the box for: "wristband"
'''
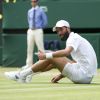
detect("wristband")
[46,53,53,59]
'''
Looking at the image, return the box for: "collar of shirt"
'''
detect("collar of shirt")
[32,6,39,10]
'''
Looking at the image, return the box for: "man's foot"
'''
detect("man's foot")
[4,71,26,83]
[21,65,33,83]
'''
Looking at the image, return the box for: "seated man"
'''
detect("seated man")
[5,20,97,84]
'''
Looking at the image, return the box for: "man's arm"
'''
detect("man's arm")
[38,46,73,60]
[53,46,73,58]
[41,10,48,28]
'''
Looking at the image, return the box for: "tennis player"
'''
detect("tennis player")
[5,20,97,84]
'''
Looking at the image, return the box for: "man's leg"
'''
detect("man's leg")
[21,29,35,82]
[48,57,75,83]
[32,57,75,83]
[26,29,35,67]
[34,29,44,52]
[20,57,74,79]
[4,57,74,83]
[48,57,74,72]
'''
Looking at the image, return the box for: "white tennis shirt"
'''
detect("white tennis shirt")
[66,32,97,77]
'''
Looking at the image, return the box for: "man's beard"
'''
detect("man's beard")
[60,32,69,41]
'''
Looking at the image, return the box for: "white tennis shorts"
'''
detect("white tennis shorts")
[62,63,93,84]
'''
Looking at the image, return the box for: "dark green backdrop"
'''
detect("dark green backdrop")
[2,33,100,68]
[1,0,100,67]
[0,32,2,65]
[2,0,100,29]
[0,0,2,65]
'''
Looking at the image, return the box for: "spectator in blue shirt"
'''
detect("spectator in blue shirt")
[22,0,48,82]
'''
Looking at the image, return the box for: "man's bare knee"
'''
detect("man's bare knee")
[47,57,68,72]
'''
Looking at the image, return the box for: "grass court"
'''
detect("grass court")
[0,67,100,100]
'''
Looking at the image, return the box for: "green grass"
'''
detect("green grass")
[0,67,100,100]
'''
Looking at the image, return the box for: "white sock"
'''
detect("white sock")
[20,67,33,78]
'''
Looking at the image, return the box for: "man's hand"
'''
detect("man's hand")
[51,74,64,83]
[38,50,46,60]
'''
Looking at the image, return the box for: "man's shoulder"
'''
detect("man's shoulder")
[38,8,45,13]
[67,32,80,42]
[69,32,77,39]
[71,32,81,39]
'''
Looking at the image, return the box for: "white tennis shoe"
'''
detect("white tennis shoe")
[4,71,26,83]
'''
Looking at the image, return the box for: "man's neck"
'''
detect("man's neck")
[32,5,38,8]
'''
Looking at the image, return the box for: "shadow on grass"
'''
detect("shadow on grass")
[30,81,100,86]
[30,81,73,85]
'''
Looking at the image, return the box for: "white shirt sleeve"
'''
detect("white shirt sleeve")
[66,37,80,52]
